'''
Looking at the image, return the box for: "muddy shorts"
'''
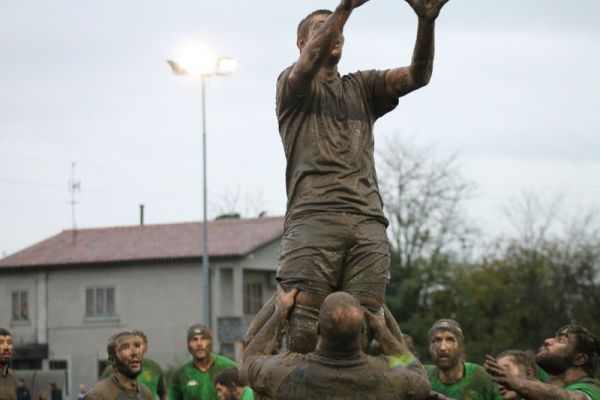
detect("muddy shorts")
[276,212,391,304]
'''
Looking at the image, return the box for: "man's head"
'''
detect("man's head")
[78,385,87,394]
[187,324,213,362]
[428,319,465,371]
[535,324,600,377]
[18,379,25,388]
[0,328,13,367]
[496,350,537,400]
[49,383,57,391]
[316,292,364,350]
[296,10,344,64]
[215,368,246,400]
[106,331,144,379]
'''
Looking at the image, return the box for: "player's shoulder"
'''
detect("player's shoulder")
[213,354,237,368]
[84,379,114,400]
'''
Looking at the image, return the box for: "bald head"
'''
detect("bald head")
[318,292,364,345]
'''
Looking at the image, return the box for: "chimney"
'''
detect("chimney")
[140,204,145,226]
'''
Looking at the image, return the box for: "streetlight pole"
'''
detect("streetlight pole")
[201,75,210,327]
[167,55,236,329]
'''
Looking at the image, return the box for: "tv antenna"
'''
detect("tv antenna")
[68,162,81,230]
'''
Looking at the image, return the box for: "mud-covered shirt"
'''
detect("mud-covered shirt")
[0,367,18,400]
[84,375,152,400]
[564,377,600,400]
[100,358,166,400]
[247,351,429,400]
[276,66,399,225]
[168,355,236,400]
[426,362,502,400]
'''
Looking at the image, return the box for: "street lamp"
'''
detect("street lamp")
[167,48,236,328]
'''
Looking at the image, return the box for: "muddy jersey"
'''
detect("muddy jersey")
[0,367,18,400]
[426,362,502,400]
[276,65,398,225]
[247,351,429,400]
[84,375,152,400]
[168,355,236,400]
[100,358,166,400]
[564,377,600,400]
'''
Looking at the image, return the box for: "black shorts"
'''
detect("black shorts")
[276,212,390,303]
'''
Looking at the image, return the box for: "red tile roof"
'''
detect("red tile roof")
[0,216,284,269]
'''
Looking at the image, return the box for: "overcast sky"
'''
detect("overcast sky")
[1,0,599,256]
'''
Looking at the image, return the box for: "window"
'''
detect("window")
[85,287,115,317]
[49,360,69,394]
[11,291,28,321]
[243,283,262,314]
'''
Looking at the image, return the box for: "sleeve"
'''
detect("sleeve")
[354,69,399,119]
[275,65,311,119]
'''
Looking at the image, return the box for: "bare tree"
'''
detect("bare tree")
[210,186,268,219]
[377,136,476,271]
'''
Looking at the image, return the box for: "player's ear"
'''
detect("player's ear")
[297,36,306,51]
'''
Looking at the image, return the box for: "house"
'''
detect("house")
[0,216,283,396]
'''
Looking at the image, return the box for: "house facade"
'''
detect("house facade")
[0,216,283,396]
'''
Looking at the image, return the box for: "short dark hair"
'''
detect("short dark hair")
[131,330,147,345]
[0,328,11,337]
[215,367,245,389]
[297,9,332,40]
[106,331,136,365]
[497,349,536,374]
[557,324,600,376]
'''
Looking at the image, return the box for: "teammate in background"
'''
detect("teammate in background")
[99,331,166,400]
[426,319,502,400]
[214,368,253,400]
[494,350,538,400]
[0,328,18,400]
[84,331,152,400]
[168,324,236,400]
[485,324,600,400]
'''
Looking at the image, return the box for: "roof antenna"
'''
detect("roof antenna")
[68,162,81,242]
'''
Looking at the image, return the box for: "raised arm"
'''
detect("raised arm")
[366,309,428,380]
[385,0,450,98]
[484,355,588,400]
[240,285,298,377]
[289,0,369,94]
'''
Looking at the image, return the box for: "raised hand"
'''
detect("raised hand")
[483,355,518,391]
[405,0,450,22]
[275,284,298,319]
[342,0,370,10]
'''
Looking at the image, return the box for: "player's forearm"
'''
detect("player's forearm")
[510,379,581,400]
[294,4,351,77]
[243,307,286,359]
[409,18,435,87]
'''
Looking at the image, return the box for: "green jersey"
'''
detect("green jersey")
[168,355,236,400]
[241,387,254,400]
[426,362,502,400]
[100,358,166,400]
[564,377,600,400]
